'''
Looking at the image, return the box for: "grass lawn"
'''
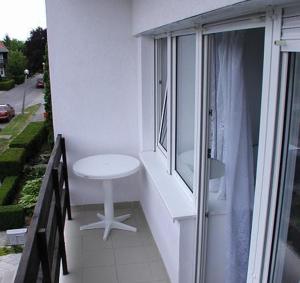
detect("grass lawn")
[0,104,41,153]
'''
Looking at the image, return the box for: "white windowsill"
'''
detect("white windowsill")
[140,151,197,221]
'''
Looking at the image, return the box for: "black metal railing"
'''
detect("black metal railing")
[14,134,72,283]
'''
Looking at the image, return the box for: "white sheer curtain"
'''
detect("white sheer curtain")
[209,31,255,283]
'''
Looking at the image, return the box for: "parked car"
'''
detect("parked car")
[36,78,44,88]
[0,104,15,122]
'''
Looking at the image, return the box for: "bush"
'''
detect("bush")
[18,177,42,209]
[14,75,25,84]
[0,176,19,205]
[0,79,15,91]
[0,205,25,230]
[10,121,47,160]
[0,148,26,179]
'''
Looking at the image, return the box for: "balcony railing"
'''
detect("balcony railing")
[14,134,72,283]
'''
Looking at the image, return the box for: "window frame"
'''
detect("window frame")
[154,37,168,159]
[150,5,300,283]
[171,31,199,198]
[261,10,300,282]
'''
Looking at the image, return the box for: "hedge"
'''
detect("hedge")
[0,205,25,230]
[10,122,47,160]
[0,148,26,179]
[0,79,15,91]
[0,176,19,206]
[14,75,25,85]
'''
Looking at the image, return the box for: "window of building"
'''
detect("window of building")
[174,34,196,190]
[155,38,168,154]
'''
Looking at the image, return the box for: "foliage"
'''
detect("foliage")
[0,79,15,91]
[24,27,47,74]
[6,50,27,79]
[0,148,26,179]
[10,121,47,160]
[0,176,19,205]
[44,45,53,145]
[24,166,46,180]
[2,34,25,52]
[0,246,23,256]
[0,205,25,230]
[18,178,42,209]
[14,75,25,85]
[0,104,41,153]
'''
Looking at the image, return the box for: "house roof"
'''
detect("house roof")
[0,42,8,53]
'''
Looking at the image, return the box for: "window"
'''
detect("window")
[202,28,265,283]
[155,38,168,153]
[270,53,300,283]
[175,34,196,190]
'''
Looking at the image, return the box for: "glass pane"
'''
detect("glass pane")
[271,53,300,283]
[157,38,168,151]
[175,34,196,190]
[160,38,167,114]
[159,96,167,150]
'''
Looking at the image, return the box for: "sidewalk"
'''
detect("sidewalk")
[0,253,21,283]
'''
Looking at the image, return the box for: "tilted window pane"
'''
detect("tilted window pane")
[157,38,168,152]
[159,96,167,151]
[175,34,196,190]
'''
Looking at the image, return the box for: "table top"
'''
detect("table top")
[73,154,140,180]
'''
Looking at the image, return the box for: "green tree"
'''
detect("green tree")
[24,27,47,74]
[44,45,53,145]
[3,34,24,52]
[6,50,27,78]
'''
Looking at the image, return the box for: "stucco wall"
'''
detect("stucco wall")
[131,0,246,35]
[46,0,140,205]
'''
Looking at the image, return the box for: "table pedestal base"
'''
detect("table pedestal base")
[80,180,137,240]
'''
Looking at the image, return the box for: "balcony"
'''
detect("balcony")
[13,135,170,283]
[62,203,170,283]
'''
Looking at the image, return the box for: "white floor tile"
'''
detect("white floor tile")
[83,266,118,283]
[114,246,152,265]
[82,249,115,268]
[82,232,113,252]
[116,263,152,283]
[64,204,170,283]
[149,261,169,282]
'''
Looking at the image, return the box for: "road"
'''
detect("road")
[0,74,45,128]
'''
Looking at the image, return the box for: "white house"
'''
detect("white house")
[44,0,300,282]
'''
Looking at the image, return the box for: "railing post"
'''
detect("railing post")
[52,167,69,275]
[61,136,72,220]
[37,228,52,283]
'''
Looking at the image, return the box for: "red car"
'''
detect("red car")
[0,104,15,122]
[36,78,44,88]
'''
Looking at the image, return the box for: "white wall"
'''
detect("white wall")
[46,0,140,205]
[131,0,246,35]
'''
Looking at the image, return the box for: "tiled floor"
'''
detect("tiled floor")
[60,203,170,283]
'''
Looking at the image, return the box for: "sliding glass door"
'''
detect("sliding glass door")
[202,28,265,283]
[269,52,300,283]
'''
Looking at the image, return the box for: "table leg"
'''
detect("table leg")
[80,179,137,240]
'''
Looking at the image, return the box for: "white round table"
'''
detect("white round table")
[73,154,140,240]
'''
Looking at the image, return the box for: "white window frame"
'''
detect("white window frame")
[194,12,284,283]
[151,5,300,283]
[246,8,284,283]
[154,30,201,196]
[258,6,300,282]
[171,30,199,201]
[154,37,170,158]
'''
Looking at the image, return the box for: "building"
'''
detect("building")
[0,42,8,78]
[43,0,300,282]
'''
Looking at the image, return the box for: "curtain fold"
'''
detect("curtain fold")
[209,31,255,283]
